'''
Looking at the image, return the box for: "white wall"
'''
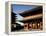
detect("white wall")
[0,0,46,36]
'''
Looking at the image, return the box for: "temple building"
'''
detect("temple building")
[11,6,43,31]
[19,6,43,31]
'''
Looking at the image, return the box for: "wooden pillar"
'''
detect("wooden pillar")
[40,22,43,30]
[24,23,28,31]
[32,23,37,29]
[29,23,32,30]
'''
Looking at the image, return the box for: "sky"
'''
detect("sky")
[11,4,38,14]
[11,4,38,21]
